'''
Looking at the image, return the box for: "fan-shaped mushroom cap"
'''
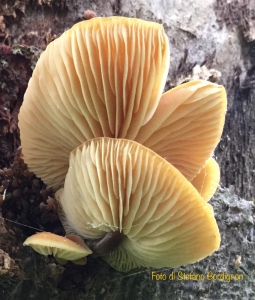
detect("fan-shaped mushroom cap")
[19,15,226,192]
[136,80,227,181]
[18,17,170,190]
[23,232,92,264]
[56,137,220,272]
[191,157,220,202]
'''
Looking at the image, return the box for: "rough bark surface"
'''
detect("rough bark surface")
[0,188,254,300]
[0,0,254,299]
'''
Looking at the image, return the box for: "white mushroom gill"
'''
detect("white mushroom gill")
[19,17,226,192]
[55,137,220,272]
[19,17,227,272]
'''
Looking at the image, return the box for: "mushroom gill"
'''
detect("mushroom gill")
[190,157,220,202]
[56,137,220,272]
[23,232,92,265]
[135,80,226,182]
[18,17,226,192]
[19,17,169,190]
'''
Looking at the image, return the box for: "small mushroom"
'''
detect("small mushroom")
[83,10,96,20]
[23,232,92,265]
[56,137,220,272]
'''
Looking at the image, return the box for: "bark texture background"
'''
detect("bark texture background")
[0,0,254,299]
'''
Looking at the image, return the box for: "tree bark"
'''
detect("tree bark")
[0,1,254,299]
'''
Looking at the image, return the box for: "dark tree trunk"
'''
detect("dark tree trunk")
[0,1,254,299]
[216,66,255,200]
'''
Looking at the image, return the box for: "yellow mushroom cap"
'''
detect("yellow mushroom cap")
[191,157,220,202]
[136,80,227,182]
[18,17,170,190]
[23,232,92,263]
[19,15,226,192]
[56,137,220,272]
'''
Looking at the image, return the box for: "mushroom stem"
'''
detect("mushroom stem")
[86,231,125,257]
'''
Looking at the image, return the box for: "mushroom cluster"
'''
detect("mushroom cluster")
[20,17,227,272]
